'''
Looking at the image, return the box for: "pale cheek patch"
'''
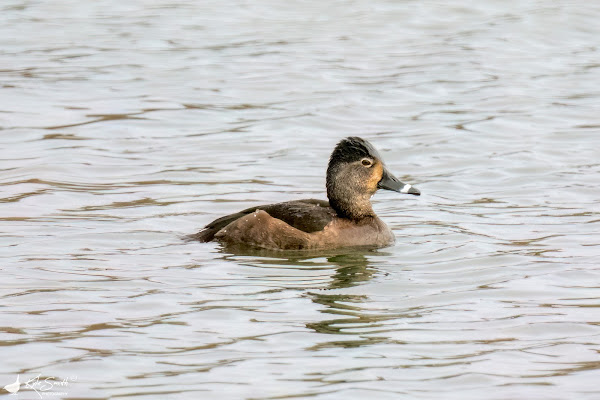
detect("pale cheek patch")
[400,184,412,193]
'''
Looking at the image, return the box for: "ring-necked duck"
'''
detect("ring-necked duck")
[192,137,420,250]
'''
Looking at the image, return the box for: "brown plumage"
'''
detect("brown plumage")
[192,137,420,250]
[189,199,335,242]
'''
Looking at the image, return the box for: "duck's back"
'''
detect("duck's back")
[191,199,337,243]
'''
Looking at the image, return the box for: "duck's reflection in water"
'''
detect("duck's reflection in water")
[217,245,416,349]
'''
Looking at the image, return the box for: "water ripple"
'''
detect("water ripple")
[2,0,600,399]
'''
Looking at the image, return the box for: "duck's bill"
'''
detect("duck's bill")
[378,169,420,196]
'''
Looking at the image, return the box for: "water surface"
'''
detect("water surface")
[1,1,600,399]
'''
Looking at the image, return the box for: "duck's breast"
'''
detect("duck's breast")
[312,217,395,249]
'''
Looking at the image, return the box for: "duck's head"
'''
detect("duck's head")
[326,136,420,220]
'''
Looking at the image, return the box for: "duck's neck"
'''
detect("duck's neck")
[327,184,375,221]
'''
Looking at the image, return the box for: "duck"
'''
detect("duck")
[191,137,420,250]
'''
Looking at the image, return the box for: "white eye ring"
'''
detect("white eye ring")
[361,158,373,167]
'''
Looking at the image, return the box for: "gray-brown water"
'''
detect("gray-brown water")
[2,1,600,399]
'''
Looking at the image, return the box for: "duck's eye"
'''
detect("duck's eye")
[361,158,373,167]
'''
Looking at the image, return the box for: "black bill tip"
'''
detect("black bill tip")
[402,184,420,196]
